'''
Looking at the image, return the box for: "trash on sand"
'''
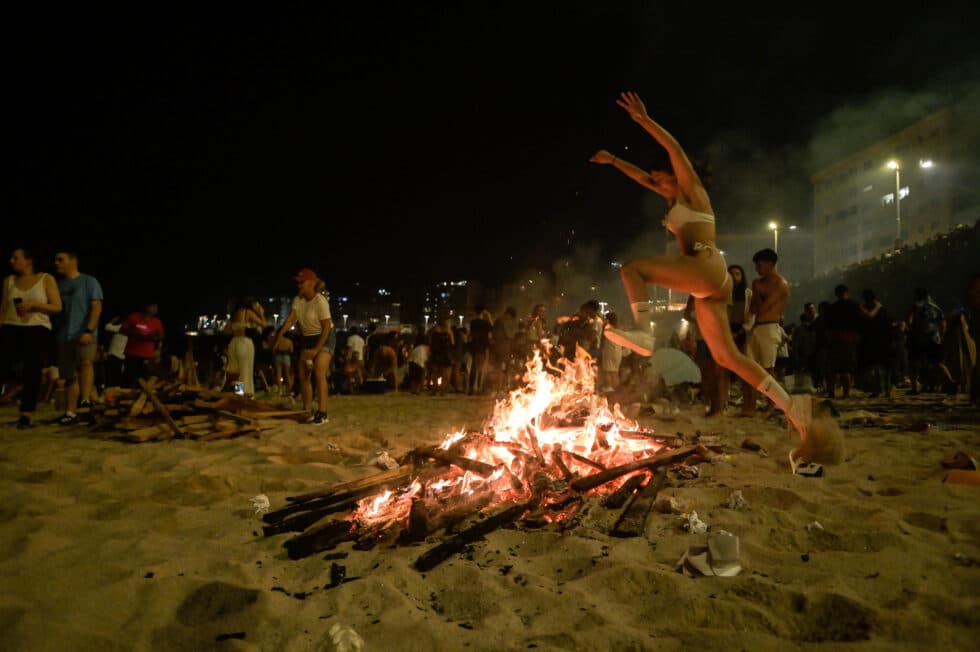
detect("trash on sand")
[941,451,978,471]
[675,530,742,577]
[329,624,364,652]
[740,438,769,457]
[723,490,746,510]
[373,451,399,470]
[805,521,824,532]
[250,494,270,515]
[673,464,700,480]
[655,494,692,514]
[680,510,708,534]
[789,450,823,477]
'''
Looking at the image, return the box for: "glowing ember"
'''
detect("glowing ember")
[350,347,664,529]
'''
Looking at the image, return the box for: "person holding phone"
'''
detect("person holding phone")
[0,247,62,428]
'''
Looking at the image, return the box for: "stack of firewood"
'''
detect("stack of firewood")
[88,378,306,442]
[263,440,707,565]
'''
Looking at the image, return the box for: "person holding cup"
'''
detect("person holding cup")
[0,247,62,428]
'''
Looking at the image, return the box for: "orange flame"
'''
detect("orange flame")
[352,347,660,528]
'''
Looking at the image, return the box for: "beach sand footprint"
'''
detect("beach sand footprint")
[151,582,262,650]
[903,512,948,533]
[15,469,54,484]
[793,591,875,642]
[176,581,259,626]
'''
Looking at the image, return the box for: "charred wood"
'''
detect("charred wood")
[570,446,697,492]
[413,499,537,572]
[284,519,355,560]
[602,472,648,509]
[610,467,668,538]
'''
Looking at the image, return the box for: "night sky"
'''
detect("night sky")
[7,3,980,322]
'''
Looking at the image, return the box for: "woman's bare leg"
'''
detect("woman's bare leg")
[621,254,728,318]
[314,352,330,413]
[694,297,810,436]
[298,361,313,412]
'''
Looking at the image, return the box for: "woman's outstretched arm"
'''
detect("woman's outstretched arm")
[616,91,706,202]
[589,149,662,194]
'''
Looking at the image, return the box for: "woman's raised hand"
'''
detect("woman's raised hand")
[589,149,615,165]
[616,91,649,121]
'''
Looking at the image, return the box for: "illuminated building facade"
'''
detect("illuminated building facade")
[810,93,979,276]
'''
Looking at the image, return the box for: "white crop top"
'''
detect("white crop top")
[664,203,715,235]
[3,274,53,329]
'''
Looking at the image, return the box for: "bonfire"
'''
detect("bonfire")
[262,347,701,567]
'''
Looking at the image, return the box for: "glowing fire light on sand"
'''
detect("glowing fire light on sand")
[352,348,665,530]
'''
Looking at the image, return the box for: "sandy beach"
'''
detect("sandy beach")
[1,386,978,652]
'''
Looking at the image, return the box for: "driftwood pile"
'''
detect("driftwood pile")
[263,438,709,569]
[89,378,305,442]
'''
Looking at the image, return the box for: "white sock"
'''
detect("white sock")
[755,375,790,411]
[631,301,653,333]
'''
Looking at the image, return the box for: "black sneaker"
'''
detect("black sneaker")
[16,415,32,429]
[59,413,79,426]
[312,411,329,426]
[302,412,317,424]
[78,400,93,412]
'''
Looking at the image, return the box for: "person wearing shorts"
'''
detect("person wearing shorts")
[272,269,334,425]
[53,251,103,425]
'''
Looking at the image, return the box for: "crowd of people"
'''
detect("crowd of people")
[2,89,976,437]
[0,247,167,429]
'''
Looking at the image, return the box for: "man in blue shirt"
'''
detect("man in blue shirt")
[53,251,104,424]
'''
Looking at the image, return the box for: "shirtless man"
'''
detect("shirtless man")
[741,248,789,416]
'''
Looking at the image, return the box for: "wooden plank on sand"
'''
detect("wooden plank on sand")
[139,378,183,438]
[413,499,537,572]
[128,392,149,417]
[610,467,668,538]
[285,465,415,504]
[570,445,697,493]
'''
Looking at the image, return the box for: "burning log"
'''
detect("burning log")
[402,490,496,543]
[525,427,546,466]
[421,448,497,477]
[284,519,355,560]
[413,499,538,572]
[265,466,415,523]
[602,472,648,509]
[564,450,606,471]
[570,445,698,493]
[550,450,574,482]
[610,467,668,538]
[285,466,415,504]
[262,499,359,537]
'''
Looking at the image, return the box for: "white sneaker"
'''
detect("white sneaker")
[604,327,654,356]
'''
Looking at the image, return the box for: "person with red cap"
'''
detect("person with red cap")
[271,268,334,425]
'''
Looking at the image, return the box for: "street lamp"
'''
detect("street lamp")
[768,221,779,252]
[886,158,932,244]
[886,160,902,242]
[767,221,796,253]
[342,313,349,329]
